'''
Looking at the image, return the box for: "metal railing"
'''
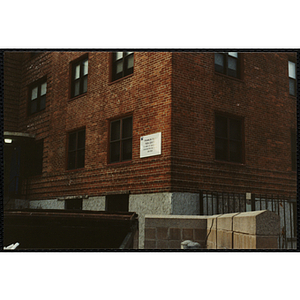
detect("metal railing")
[199,190,297,249]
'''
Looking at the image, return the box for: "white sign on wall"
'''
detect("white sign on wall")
[140,132,162,158]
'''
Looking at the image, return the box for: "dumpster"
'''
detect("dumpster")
[3,209,138,250]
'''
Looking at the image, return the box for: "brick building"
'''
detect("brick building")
[3,51,297,248]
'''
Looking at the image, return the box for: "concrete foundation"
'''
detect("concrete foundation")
[82,196,106,211]
[30,199,65,209]
[129,192,200,248]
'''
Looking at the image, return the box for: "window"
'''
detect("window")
[215,115,243,163]
[67,129,85,170]
[288,61,296,96]
[28,79,47,115]
[291,129,297,171]
[71,57,88,98]
[106,194,129,212]
[215,52,240,78]
[111,52,134,81]
[109,116,132,163]
[65,199,82,210]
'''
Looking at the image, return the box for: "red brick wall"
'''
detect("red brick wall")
[10,51,173,200]
[4,51,297,200]
[171,52,297,196]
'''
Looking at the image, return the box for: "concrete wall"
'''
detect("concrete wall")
[129,192,200,249]
[30,199,65,209]
[145,210,280,250]
[144,215,207,249]
[82,196,106,211]
[29,196,106,210]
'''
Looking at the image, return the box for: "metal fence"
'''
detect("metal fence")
[199,190,297,249]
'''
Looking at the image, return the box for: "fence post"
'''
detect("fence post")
[251,193,256,211]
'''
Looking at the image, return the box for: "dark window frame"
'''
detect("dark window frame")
[215,114,244,164]
[67,128,86,170]
[70,55,89,98]
[288,60,296,96]
[109,116,133,164]
[28,78,47,115]
[214,52,241,79]
[111,52,134,82]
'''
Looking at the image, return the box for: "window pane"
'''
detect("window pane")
[230,141,242,163]
[77,149,85,168]
[228,52,238,58]
[116,61,123,74]
[40,96,46,110]
[83,76,88,93]
[289,61,296,79]
[215,53,224,73]
[68,151,76,169]
[74,81,80,96]
[215,53,224,66]
[289,79,296,96]
[77,130,85,149]
[216,116,227,138]
[127,55,134,70]
[83,59,88,75]
[111,120,120,141]
[115,52,123,60]
[110,141,120,163]
[41,82,47,96]
[122,139,132,161]
[215,138,228,161]
[30,100,37,114]
[229,119,241,140]
[75,64,80,79]
[69,132,77,151]
[31,87,38,100]
[228,57,237,71]
[122,117,132,139]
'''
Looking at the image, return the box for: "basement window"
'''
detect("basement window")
[111,52,134,81]
[106,194,129,212]
[65,199,82,210]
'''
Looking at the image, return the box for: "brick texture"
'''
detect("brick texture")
[3,51,297,200]
[171,52,297,196]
